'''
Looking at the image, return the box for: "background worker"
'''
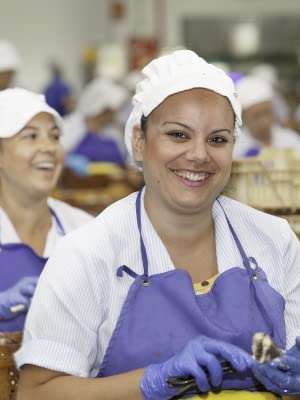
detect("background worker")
[62,76,129,173]
[233,75,300,159]
[44,62,75,117]
[0,88,92,332]
[0,40,21,91]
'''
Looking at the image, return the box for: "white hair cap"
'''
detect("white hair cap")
[236,75,273,110]
[0,88,64,139]
[251,63,278,87]
[124,50,242,158]
[0,40,21,72]
[123,70,143,92]
[78,77,128,117]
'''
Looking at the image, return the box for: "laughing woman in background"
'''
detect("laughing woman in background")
[0,88,92,332]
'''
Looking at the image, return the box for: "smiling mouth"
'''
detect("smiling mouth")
[173,170,211,182]
[34,162,57,171]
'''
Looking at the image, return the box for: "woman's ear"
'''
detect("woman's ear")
[131,125,145,163]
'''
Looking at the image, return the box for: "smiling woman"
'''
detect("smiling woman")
[0,89,93,335]
[14,51,300,400]
[1,112,64,206]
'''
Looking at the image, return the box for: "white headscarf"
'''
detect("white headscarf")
[77,77,128,117]
[0,88,63,138]
[236,75,273,111]
[124,50,242,158]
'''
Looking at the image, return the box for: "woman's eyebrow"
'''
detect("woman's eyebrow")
[162,121,192,130]
[211,128,232,134]
[162,122,233,134]
[21,124,59,131]
[21,125,39,131]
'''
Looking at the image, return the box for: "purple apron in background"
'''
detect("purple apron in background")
[72,132,126,166]
[0,209,65,332]
[97,191,285,391]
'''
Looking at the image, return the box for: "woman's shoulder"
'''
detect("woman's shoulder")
[51,191,138,242]
[47,197,93,232]
[218,195,292,235]
[47,192,139,268]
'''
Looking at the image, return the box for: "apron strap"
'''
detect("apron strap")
[136,189,149,279]
[49,207,66,236]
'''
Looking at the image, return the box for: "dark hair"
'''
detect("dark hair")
[141,114,148,132]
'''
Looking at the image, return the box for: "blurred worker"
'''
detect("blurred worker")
[44,62,75,117]
[0,40,21,90]
[0,88,92,332]
[62,77,129,173]
[251,63,290,126]
[117,69,144,129]
[233,75,300,159]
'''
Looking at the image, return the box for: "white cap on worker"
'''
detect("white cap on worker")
[78,77,128,117]
[124,50,242,158]
[236,75,273,110]
[0,88,64,138]
[0,40,21,72]
[251,63,278,87]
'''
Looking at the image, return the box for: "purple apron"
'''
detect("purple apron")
[98,191,285,391]
[0,209,65,332]
[73,132,126,167]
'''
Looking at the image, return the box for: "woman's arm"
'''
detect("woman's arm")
[17,365,144,400]
[18,335,253,400]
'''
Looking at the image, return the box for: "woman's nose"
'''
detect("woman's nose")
[39,137,57,153]
[185,139,210,164]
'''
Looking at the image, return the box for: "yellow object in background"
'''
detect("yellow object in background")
[87,162,125,178]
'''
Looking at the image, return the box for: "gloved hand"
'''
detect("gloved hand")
[252,337,300,395]
[0,276,39,320]
[140,335,254,400]
[64,154,89,176]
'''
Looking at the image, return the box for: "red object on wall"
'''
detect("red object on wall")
[128,37,159,70]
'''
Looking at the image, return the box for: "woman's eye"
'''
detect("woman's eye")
[167,131,188,139]
[208,136,228,144]
[23,133,38,140]
[50,131,61,141]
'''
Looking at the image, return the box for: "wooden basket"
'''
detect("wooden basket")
[0,332,22,400]
[226,148,300,210]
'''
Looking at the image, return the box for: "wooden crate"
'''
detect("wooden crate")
[226,148,300,211]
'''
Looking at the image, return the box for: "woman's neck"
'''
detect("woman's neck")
[144,190,214,247]
[0,185,52,254]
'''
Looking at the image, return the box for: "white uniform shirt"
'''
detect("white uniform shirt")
[0,197,92,257]
[233,125,300,159]
[15,191,300,377]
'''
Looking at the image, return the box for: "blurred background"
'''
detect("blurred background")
[0,0,299,105]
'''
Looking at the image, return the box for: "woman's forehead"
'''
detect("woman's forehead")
[149,88,234,123]
[25,112,56,126]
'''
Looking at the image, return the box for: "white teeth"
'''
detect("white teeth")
[35,162,55,170]
[174,170,209,182]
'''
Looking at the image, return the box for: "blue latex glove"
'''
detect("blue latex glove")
[140,335,254,400]
[252,337,300,395]
[0,276,39,320]
[64,154,89,176]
